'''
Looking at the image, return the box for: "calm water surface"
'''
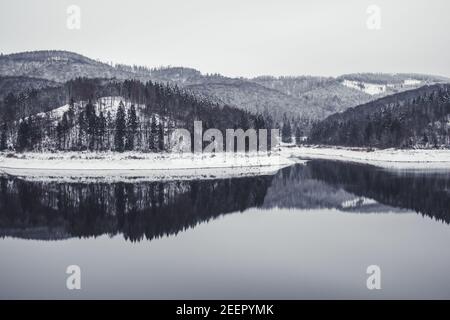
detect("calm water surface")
[1,160,450,299]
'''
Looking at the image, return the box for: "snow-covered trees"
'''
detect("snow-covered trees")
[0,77,272,153]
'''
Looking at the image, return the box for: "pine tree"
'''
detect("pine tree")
[85,102,97,150]
[114,102,126,152]
[16,119,29,151]
[77,112,87,150]
[282,116,292,143]
[67,98,76,124]
[149,115,158,152]
[61,113,70,150]
[157,120,164,151]
[97,111,106,151]
[28,117,41,151]
[106,111,114,150]
[295,126,303,145]
[0,123,8,151]
[56,122,63,150]
[125,105,138,151]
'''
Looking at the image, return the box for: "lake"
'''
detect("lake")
[1,160,450,299]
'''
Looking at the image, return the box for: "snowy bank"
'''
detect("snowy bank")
[0,151,298,182]
[2,146,449,181]
[284,146,450,170]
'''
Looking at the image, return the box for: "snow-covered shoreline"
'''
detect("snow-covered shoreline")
[283,146,450,170]
[1,146,450,182]
[0,151,298,181]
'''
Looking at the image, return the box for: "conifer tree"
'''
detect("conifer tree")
[16,119,29,151]
[114,102,126,152]
[295,126,303,145]
[0,123,8,151]
[77,112,87,150]
[85,102,97,150]
[149,115,158,152]
[97,111,106,151]
[125,105,138,151]
[158,120,164,151]
[282,116,292,143]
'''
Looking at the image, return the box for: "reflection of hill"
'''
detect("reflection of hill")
[0,175,272,241]
[1,160,449,242]
[307,161,450,223]
[262,164,405,213]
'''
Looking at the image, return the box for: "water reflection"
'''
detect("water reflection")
[306,161,450,224]
[0,175,272,241]
[1,160,450,241]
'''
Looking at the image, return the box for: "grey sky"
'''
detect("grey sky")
[1,0,449,78]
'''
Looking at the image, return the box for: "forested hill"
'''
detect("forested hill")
[0,76,60,99]
[2,50,447,126]
[308,84,450,149]
[0,78,266,152]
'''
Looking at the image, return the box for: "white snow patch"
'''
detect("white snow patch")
[33,96,147,122]
[94,96,145,117]
[341,197,378,209]
[342,80,386,95]
[283,146,450,170]
[342,79,423,96]
[0,151,300,181]
[404,79,422,86]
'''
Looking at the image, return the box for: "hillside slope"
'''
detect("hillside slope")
[2,50,448,125]
[309,84,450,148]
[0,76,60,99]
[0,78,261,153]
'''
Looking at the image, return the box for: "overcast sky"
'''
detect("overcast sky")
[1,0,449,78]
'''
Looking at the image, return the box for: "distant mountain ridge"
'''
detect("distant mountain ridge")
[1,50,449,125]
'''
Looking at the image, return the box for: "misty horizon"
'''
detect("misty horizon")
[3,48,450,80]
[1,0,450,78]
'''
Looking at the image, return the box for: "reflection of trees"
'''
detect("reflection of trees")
[263,165,358,209]
[2,160,449,242]
[307,160,450,224]
[0,176,272,242]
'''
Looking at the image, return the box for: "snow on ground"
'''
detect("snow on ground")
[95,96,146,116]
[341,197,378,209]
[33,97,147,123]
[283,146,450,170]
[341,79,423,96]
[35,103,70,121]
[2,145,450,181]
[342,80,387,95]
[0,151,299,182]
[404,79,422,86]
[2,166,287,183]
